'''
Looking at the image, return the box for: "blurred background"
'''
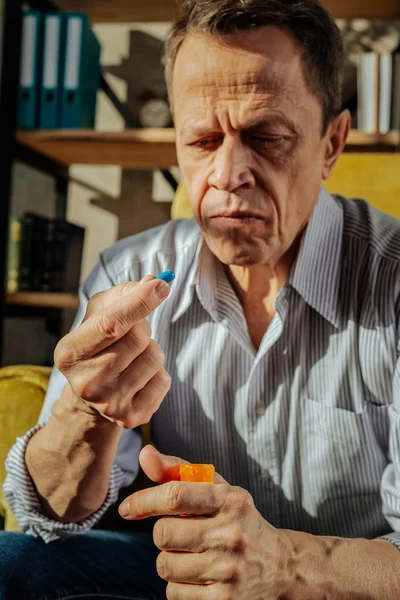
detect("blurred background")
[0,0,399,367]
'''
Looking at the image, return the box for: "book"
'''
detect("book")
[378,53,392,135]
[6,219,22,293]
[357,52,380,134]
[39,218,85,293]
[18,212,49,291]
[390,52,400,131]
[8,213,85,294]
[17,11,43,129]
[60,13,101,128]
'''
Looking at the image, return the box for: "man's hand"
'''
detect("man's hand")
[54,276,171,429]
[119,446,294,599]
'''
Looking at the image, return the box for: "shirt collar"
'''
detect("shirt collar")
[171,234,221,323]
[171,233,204,323]
[290,185,343,329]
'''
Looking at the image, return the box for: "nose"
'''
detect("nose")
[208,136,256,193]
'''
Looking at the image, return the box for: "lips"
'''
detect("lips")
[212,211,263,219]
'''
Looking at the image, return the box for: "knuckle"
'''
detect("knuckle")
[153,519,168,549]
[54,339,74,372]
[166,482,183,513]
[147,340,165,366]
[97,312,127,340]
[126,326,150,354]
[157,369,172,391]
[85,292,102,314]
[229,487,254,515]
[133,295,154,320]
[219,556,239,583]
[76,377,103,404]
[226,525,247,553]
[156,552,168,580]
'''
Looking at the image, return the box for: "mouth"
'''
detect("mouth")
[211,211,264,221]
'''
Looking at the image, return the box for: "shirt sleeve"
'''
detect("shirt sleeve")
[2,259,143,543]
[379,341,400,550]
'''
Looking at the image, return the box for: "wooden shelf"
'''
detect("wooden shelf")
[323,0,399,19]
[344,131,400,152]
[16,129,178,169]
[16,129,399,168]
[6,293,79,309]
[53,0,179,22]
[52,0,399,21]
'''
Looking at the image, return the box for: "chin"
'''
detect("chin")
[212,243,267,267]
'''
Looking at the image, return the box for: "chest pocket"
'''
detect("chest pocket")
[298,397,383,516]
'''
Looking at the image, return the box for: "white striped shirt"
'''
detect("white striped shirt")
[4,186,400,550]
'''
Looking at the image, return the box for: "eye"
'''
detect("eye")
[187,135,223,150]
[251,135,285,145]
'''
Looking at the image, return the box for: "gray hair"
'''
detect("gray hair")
[164,0,344,133]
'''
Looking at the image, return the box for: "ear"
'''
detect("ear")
[322,109,351,181]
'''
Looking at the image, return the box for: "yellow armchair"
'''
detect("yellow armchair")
[0,365,52,531]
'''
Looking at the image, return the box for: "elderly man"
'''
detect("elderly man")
[2,0,400,598]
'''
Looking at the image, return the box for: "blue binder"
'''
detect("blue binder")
[17,11,43,129]
[39,13,66,129]
[60,13,101,129]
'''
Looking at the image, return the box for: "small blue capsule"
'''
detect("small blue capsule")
[156,270,176,284]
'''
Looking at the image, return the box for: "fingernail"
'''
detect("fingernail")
[155,279,170,300]
[157,270,175,284]
[119,501,130,518]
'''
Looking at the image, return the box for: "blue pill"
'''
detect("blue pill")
[157,270,176,284]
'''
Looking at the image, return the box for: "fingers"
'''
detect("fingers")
[54,278,170,368]
[119,481,231,520]
[83,275,156,321]
[153,516,211,553]
[72,319,152,380]
[162,582,223,600]
[118,339,166,397]
[157,549,237,585]
[126,368,171,427]
[153,513,249,554]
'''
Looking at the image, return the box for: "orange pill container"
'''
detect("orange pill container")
[167,464,215,483]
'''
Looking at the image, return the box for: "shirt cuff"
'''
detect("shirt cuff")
[3,423,132,543]
[378,532,400,550]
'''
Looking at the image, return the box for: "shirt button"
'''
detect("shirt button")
[259,469,268,481]
[256,404,266,418]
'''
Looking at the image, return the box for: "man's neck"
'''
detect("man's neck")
[225,237,301,349]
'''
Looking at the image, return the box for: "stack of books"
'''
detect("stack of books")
[17,10,101,130]
[357,50,400,134]
[7,212,85,294]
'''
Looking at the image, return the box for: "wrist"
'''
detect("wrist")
[279,529,332,600]
[55,384,120,432]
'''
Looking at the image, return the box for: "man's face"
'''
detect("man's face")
[173,26,333,267]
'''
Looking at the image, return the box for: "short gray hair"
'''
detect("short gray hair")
[164,0,344,133]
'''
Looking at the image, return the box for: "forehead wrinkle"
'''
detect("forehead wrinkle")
[186,66,286,99]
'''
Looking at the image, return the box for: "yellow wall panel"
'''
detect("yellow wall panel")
[325,154,400,219]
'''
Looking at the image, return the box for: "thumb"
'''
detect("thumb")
[139,445,227,484]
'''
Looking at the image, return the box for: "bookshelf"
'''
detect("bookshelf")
[52,0,400,21]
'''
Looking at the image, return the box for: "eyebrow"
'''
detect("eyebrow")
[181,113,300,137]
[244,114,299,135]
